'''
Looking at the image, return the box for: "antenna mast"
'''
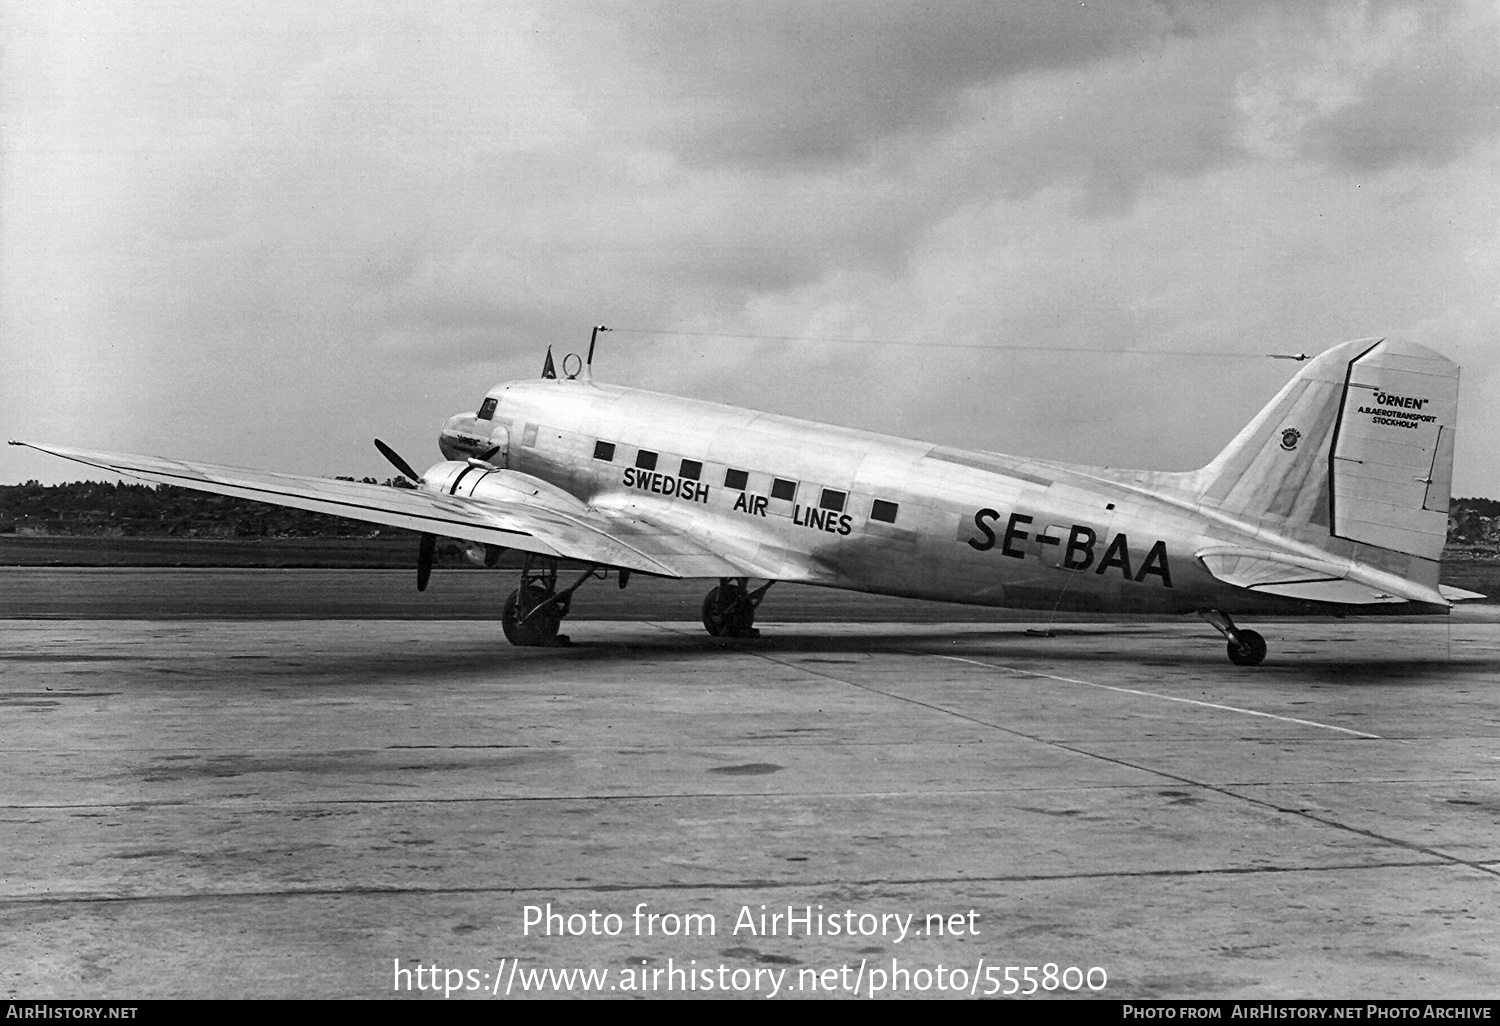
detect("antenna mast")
[585,325,609,382]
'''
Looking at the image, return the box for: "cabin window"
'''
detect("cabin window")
[725,468,748,490]
[771,478,797,502]
[594,441,615,462]
[522,424,539,447]
[679,459,702,481]
[819,489,846,513]
[871,499,899,523]
[477,397,498,421]
[635,449,658,471]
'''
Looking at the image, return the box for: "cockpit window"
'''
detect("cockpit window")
[477,397,498,421]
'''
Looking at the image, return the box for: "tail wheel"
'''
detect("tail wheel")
[1227,629,1267,667]
[702,584,757,637]
[503,585,561,647]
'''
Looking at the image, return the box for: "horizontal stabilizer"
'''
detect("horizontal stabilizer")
[1439,584,1487,602]
[1244,578,1404,604]
[1197,546,1449,607]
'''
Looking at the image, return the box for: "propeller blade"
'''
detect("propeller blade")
[417,532,436,592]
[374,438,421,483]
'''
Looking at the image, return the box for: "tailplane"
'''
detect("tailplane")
[1196,337,1459,564]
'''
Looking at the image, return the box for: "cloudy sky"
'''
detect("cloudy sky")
[4,0,1497,497]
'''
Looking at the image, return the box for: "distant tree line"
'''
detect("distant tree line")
[0,479,414,539]
[1454,497,1500,518]
[1448,498,1500,547]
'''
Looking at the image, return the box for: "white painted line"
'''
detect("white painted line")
[937,655,1384,739]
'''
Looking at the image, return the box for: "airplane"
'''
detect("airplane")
[11,331,1482,665]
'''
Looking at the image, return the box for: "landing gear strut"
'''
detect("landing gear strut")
[702,578,773,638]
[1198,609,1267,667]
[501,555,603,647]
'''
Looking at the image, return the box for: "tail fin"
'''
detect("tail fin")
[1197,337,1459,562]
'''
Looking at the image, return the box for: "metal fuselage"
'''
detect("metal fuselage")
[435,378,1435,619]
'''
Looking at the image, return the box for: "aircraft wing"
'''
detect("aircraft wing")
[9,441,754,579]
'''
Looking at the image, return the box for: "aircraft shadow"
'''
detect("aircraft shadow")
[190,624,1500,685]
[361,626,1500,680]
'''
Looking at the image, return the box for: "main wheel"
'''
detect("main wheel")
[503,585,561,647]
[1226,629,1267,666]
[702,584,756,637]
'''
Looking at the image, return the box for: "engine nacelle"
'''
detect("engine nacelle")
[419,461,589,515]
[458,542,505,567]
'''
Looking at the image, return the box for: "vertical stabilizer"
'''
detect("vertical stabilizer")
[1197,338,1459,562]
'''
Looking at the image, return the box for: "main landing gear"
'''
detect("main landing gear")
[498,563,776,646]
[702,578,774,638]
[502,555,604,647]
[1198,609,1267,667]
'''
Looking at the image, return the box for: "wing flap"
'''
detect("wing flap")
[588,500,812,581]
[579,512,768,578]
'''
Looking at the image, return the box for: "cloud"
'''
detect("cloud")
[1236,1,1500,171]
[606,0,1205,169]
[1310,50,1500,172]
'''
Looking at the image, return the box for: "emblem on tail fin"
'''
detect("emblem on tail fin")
[1279,428,1300,451]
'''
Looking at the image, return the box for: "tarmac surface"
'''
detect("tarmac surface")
[3,569,1499,1000]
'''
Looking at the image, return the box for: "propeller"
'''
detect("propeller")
[417,532,436,592]
[374,438,421,483]
[374,438,436,592]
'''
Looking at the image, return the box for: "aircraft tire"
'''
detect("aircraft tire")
[503,586,561,647]
[1226,629,1267,667]
[702,585,756,637]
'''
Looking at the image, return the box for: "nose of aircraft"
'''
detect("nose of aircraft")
[438,413,473,460]
[439,412,508,465]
